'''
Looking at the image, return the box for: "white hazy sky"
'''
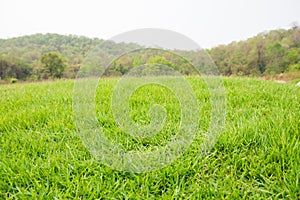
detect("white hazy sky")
[0,0,299,48]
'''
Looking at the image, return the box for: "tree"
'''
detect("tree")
[285,48,300,65]
[0,55,32,80]
[41,52,67,78]
[265,42,286,74]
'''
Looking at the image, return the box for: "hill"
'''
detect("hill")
[0,27,300,81]
[0,33,140,80]
[209,26,300,77]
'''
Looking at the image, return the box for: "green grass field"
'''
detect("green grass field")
[0,77,299,199]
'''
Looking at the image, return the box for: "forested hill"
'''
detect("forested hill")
[0,33,140,80]
[0,27,300,81]
[209,26,300,76]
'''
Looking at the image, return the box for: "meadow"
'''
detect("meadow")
[0,77,299,199]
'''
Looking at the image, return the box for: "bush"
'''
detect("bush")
[288,63,300,71]
[10,78,18,84]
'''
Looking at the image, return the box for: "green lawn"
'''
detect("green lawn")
[0,77,299,199]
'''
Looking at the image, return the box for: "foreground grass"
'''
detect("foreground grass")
[0,77,299,199]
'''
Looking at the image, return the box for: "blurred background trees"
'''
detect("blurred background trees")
[40,52,67,78]
[0,26,299,82]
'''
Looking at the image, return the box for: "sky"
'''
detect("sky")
[0,0,299,48]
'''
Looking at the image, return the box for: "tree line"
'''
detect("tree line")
[0,26,299,82]
[0,33,139,81]
[209,25,300,76]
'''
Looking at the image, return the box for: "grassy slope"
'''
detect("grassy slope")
[0,77,299,199]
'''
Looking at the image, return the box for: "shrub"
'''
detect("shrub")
[288,63,300,71]
[10,78,18,84]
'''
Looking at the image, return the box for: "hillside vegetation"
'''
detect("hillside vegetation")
[209,26,300,77]
[0,34,139,80]
[0,26,300,81]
